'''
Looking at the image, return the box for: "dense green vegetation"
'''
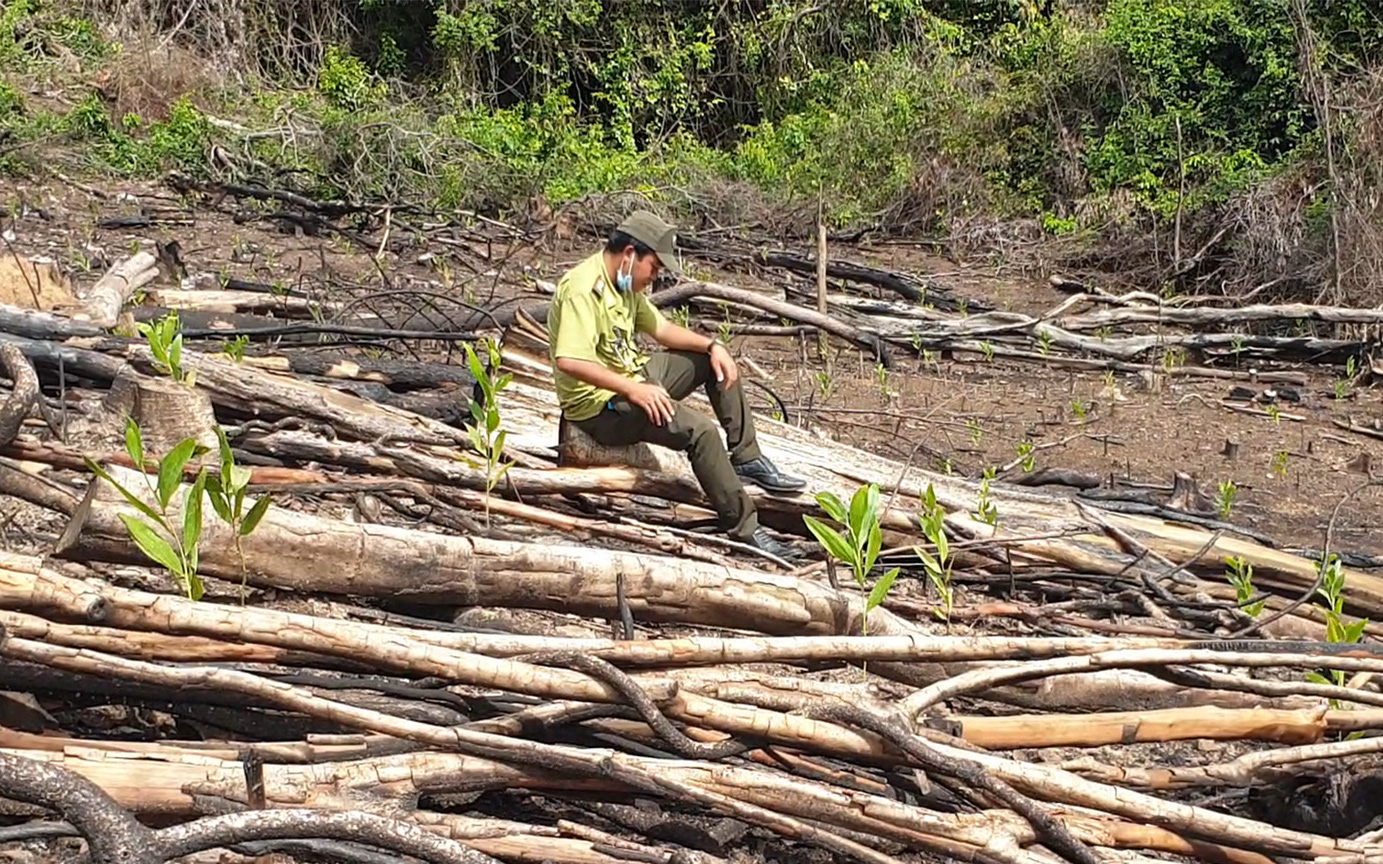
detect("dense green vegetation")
[3,0,1382,297]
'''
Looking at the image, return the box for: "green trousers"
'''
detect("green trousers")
[573,350,764,541]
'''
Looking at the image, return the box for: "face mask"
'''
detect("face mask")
[615,254,634,292]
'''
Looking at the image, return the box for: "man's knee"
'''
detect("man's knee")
[667,406,719,451]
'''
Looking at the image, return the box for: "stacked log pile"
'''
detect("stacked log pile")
[0,214,1382,864]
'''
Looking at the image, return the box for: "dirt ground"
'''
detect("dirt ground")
[4,174,1383,566]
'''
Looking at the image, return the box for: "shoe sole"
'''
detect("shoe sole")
[737,475,808,496]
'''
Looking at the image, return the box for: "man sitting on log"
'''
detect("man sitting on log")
[548,210,807,561]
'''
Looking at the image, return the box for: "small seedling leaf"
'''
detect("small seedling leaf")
[815,491,847,524]
[157,438,199,509]
[86,457,163,523]
[803,515,856,568]
[1345,618,1369,643]
[119,514,183,575]
[867,567,901,611]
[848,484,875,539]
[240,494,272,536]
[216,427,235,483]
[182,471,205,556]
[912,545,940,575]
[124,418,145,469]
[864,521,882,572]
[229,465,252,494]
[204,476,233,523]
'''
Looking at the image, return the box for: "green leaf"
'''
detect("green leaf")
[1304,671,1332,686]
[815,491,847,524]
[465,345,484,380]
[240,494,272,536]
[228,465,252,494]
[216,426,234,486]
[867,567,901,611]
[119,514,183,575]
[493,430,508,454]
[802,515,856,567]
[204,475,233,523]
[848,484,874,539]
[1344,618,1369,643]
[170,333,183,375]
[864,520,882,572]
[157,438,198,510]
[124,418,145,469]
[912,545,940,576]
[86,457,164,523]
[183,471,206,555]
[486,407,500,433]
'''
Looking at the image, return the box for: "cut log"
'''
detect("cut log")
[123,345,470,446]
[239,352,477,391]
[0,302,105,341]
[557,415,684,473]
[142,288,336,319]
[51,470,880,635]
[96,365,219,455]
[0,331,128,383]
[72,251,159,328]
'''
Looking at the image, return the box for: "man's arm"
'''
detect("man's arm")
[554,356,640,397]
[557,356,676,425]
[651,319,716,353]
[652,318,739,389]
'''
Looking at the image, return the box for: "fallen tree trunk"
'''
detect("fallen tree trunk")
[0,304,105,341]
[118,344,471,446]
[72,251,159,329]
[0,331,128,383]
[142,288,337,319]
[51,471,884,635]
[238,352,477,391]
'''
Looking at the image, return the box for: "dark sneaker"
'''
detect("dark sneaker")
[746,527,802,562]
[734,456,808,495]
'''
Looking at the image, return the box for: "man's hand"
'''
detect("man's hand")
[709,342,739,390]
[628,381,676,425]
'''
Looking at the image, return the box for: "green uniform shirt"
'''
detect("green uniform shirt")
[548,252,666,421]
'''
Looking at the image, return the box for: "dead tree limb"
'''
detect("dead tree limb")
[0,749,159,864]
[153,809,499,864]
[649,280,894,367]
[0,342,57,446]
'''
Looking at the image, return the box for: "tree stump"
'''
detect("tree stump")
[100,367,219,458]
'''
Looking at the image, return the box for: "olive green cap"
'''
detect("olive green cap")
[615,210,683,276]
